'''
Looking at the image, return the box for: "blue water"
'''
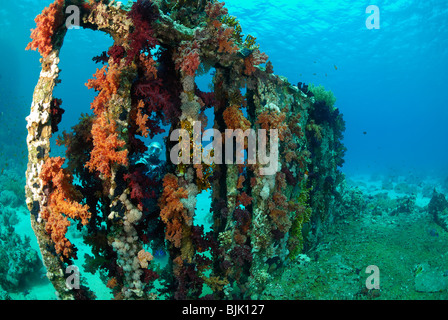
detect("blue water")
[225,0,448,176]
[1,0,448,299]
[3,0,447,175]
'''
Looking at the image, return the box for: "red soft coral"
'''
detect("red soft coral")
[158,174,189,248]
[133,78,177,126]
[108,45,126,64]
[237,191,253,207]
[126,0,159,64]
[129,99,165,156]
[244,55,256,76]
[269,208,291,234]
[124,165,157,210]
[139,53,158,80]
[195,88,216,109]
[50,98,65,133]
[128,53,171,141]
[40,157,91,259]
[26,0,65,58]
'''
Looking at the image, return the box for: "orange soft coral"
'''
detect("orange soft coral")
[159,174,189,248]
[205,2,238,55]
[175,41,201,77]
[256,109,290,141]
[25,0,65,58]
[135,100,149,138]
[84,65,127,178]
[223,105,251,131]
[106,277,118,289]
[236,191,253,207]
[236,175,245,189]
[40,157,91,259]
[85,65,121,116]
[244,55,256,76]
[139,53,158,80]
[243,49,269,75]
[217,27,238,54]
[85,113,128,178]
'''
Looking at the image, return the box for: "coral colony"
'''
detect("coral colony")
[25,0,346,299]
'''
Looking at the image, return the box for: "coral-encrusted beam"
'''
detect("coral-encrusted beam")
[25,0,94,299]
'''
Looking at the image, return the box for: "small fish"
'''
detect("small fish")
[153,249,166,258]
[334,65,338,70]
[429,229,439,237]
[363,131,367,135]
[313,73,317,76]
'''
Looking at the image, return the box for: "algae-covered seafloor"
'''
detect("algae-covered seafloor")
[263,175,448,300]
[3,172,448,300]
[1,0,448,301]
